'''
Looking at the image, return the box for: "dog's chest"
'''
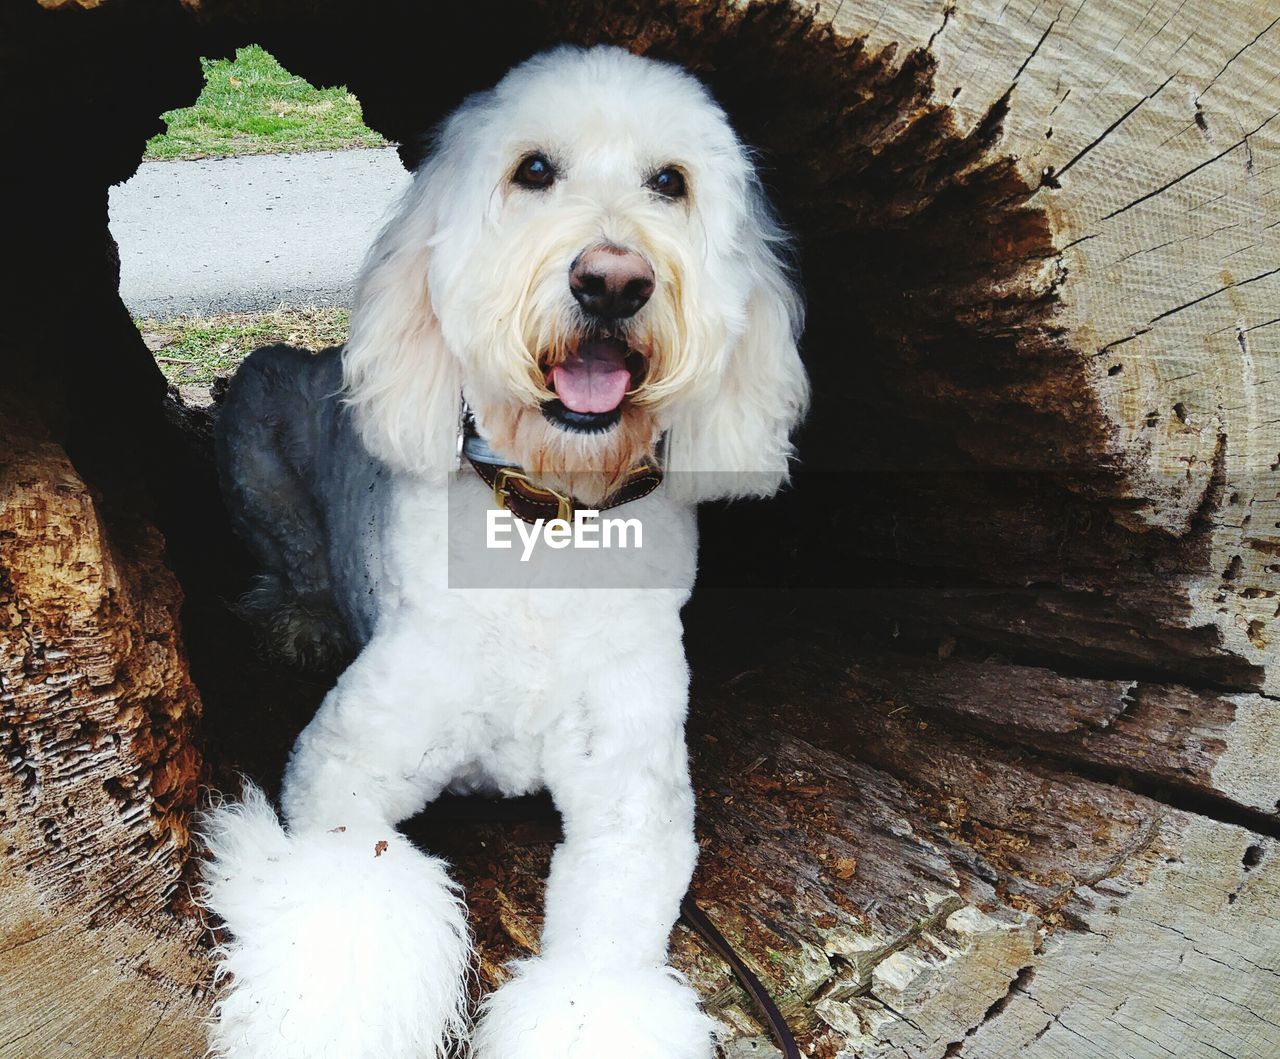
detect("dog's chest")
[354,475,696,795]
[434,593,622,796]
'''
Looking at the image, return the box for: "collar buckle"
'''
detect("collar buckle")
[492,467,575,523]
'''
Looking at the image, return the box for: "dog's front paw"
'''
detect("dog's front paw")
[472,958,717,1059]
[199,786,470,1059]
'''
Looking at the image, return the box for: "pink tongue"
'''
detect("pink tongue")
[550,339,631,414]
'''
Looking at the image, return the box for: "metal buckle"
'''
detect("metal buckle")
[493,467,574,523]
[454,398,471,473]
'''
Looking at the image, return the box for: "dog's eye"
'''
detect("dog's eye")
[648,167,687,199]
[514,153,556,189]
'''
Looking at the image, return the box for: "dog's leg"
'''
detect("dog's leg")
[199,632,471,1059]
[472,641,716,1059]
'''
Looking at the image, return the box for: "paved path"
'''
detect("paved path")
[109,148,412,319]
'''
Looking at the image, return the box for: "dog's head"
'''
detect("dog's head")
[343,45,808,504]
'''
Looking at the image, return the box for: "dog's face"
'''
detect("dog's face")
[345,46,808,505]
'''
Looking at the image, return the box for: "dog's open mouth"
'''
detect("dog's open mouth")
[542,336,646,433]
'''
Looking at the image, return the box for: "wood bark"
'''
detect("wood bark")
[1,1,1277,1058]
[0,403,207,1058]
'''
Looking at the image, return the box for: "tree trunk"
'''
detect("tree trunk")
[2,1,1277,1057]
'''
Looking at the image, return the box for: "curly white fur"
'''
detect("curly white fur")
[202,44,807,1059]
[199,785,470,1059]
[471,959,716,1059]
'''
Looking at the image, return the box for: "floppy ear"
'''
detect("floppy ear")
[665,183,809,502]
[342,170,462,480]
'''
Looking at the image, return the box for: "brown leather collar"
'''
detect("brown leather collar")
[468,456,663,524]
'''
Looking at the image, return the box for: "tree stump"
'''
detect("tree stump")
[1,1,1277,1057]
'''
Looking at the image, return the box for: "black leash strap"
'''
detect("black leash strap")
[680,895,802,1059]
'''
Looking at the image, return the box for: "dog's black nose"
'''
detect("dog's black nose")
[570,246,655,319]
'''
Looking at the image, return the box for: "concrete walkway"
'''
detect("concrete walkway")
[109,148,412,319]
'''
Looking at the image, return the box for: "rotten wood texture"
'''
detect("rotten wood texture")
[0,405,207,1058]
[433,643,1279,1059]
[844,648,1280,825]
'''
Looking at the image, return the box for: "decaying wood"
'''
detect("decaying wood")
[443,641,1278,1057]
[843,649,1280,822]
[0,404,206,1058]
[1,1,1278,1057]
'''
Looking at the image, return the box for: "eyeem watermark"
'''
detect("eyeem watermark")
[487,508,643,561]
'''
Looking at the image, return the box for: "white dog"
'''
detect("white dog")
[201,44,807,1059]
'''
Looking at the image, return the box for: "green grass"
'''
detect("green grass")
[145,45,388,160]
[138,307,349,390]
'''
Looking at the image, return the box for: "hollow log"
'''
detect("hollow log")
[2,1,1278,1057]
